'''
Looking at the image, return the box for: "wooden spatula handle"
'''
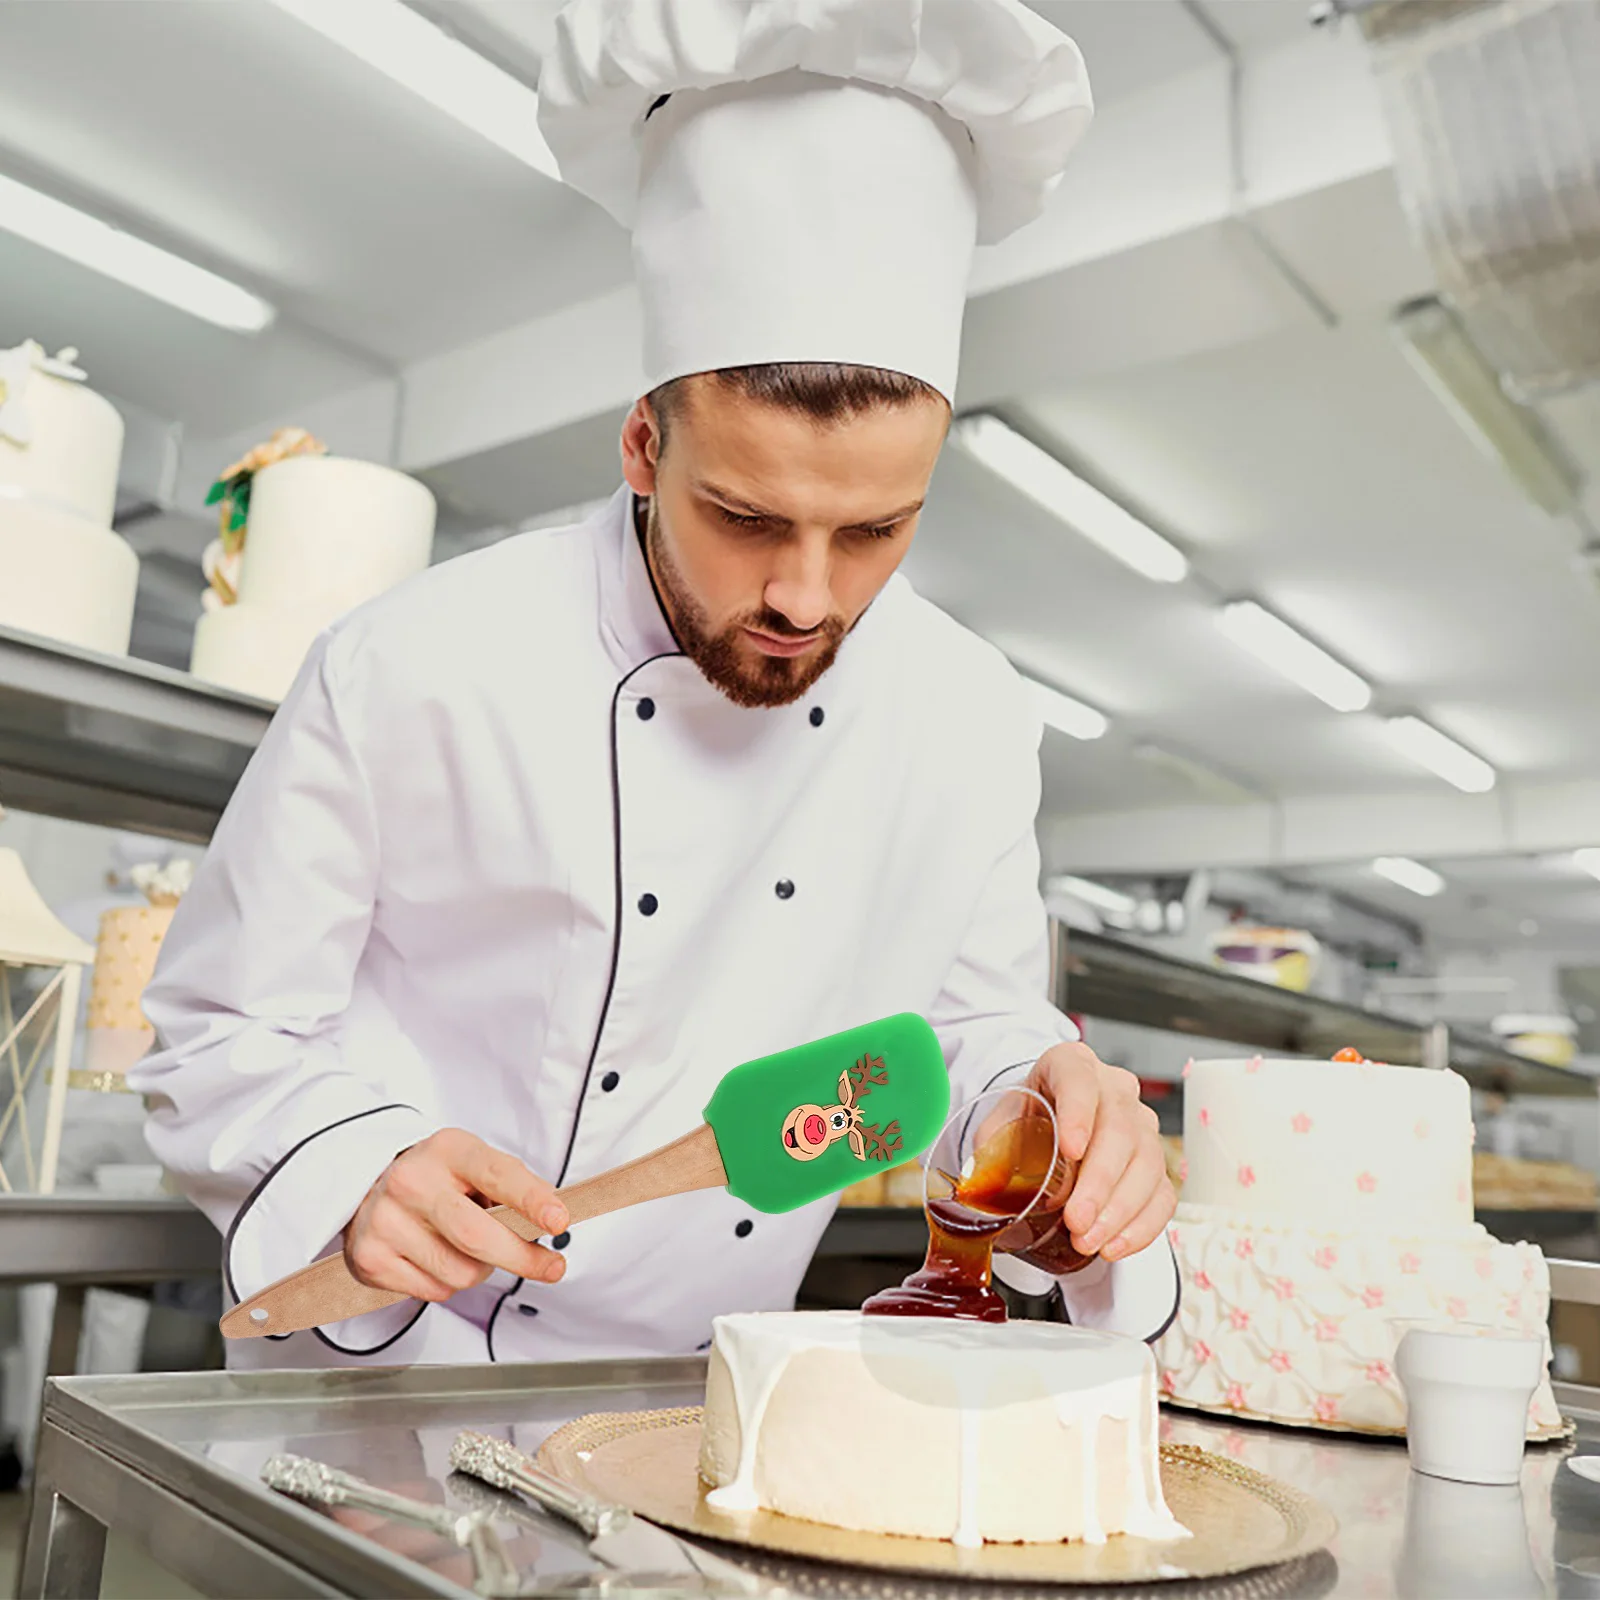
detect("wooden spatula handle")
[219,1123,726,1340]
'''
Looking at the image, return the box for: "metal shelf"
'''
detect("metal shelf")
[0,624,271,841]
[0,630,1588,1104]
[1055,925,1595,1099]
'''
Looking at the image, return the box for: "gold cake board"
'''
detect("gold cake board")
[537,1407,1337,1587]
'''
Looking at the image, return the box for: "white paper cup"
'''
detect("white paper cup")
[1395,1324,1546,1485]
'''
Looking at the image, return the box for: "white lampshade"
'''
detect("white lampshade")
[0,848,95,966]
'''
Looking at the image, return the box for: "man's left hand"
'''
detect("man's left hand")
[1027,1041,1175,1263]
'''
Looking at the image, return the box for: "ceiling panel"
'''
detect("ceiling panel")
[0,0,631,426]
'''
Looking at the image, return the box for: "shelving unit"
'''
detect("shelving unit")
[1053,923,1595,1099]
[0,624,270,842]
[3,629,1593,1266]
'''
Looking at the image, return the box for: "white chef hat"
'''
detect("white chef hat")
[539,0,1092,402]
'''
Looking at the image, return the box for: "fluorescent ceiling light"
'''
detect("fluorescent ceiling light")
[1216,600,1372,712]
[0,171,274,333]
[1048,874,1137,918]
[1391,296,1581,520]
[1574,847,1600,882]
[1385,715,1497,793]
[952,414,1188,584]
[1372,856,1446,898]
[270,0,560,180]
[1022,675,1109,741]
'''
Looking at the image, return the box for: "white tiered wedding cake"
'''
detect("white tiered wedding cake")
[1155,1054,1563,1436]
[700,1310,1187,1547]
[191,444,436,702]
[0,341,139,655]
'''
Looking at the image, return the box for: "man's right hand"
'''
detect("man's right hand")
[343,1128,569,1302]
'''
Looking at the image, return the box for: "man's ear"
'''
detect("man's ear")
[620,396,662,497]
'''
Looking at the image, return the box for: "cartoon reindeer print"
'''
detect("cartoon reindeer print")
[780,1052,903,1165]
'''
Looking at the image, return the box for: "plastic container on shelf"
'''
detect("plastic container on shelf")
[1206,924,1320,992]
[1491,1013,1579,1069]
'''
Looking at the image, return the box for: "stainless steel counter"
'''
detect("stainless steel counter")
[17,1354,1600,1599]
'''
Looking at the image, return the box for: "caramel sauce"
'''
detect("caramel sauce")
[862,1108,1092,1324]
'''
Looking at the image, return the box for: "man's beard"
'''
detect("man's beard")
[643,499,847,709]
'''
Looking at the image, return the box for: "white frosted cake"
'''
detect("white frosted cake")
[1155,1056,1562,1436]
[191,455,435,701]
[0,342,139,655]
[699,1311,1188,1547]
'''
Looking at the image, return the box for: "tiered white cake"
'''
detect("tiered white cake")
[1155,1056,1562,1436]
[191,455,435,701]
[0,342,139,655]
[699,1311,1188,1547]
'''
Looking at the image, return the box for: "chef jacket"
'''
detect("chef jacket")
[135,488,1178,1367]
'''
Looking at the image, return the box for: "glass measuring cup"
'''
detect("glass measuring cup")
[863,1085,1086,1322]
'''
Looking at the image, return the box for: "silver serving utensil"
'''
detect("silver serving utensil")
[449,1431,770,1595]
[263,1452,520,1597]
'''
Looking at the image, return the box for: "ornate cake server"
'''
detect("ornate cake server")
[262,1452,520,1597]
[449,1431,770,1595]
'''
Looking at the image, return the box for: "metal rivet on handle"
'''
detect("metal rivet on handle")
[250,1308,269,1324]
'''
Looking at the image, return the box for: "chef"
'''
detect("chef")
[133,0,1179,1368]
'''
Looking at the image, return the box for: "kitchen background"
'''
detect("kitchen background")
[3,0,1600,1583]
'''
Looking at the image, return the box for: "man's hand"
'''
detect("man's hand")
[1028,1042,1174,1263]
[344,1129,569,1302]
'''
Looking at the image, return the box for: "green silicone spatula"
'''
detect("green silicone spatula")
[220,1012,948,1339]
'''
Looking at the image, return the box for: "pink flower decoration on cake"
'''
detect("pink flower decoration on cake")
[1361,1285,1385,1309]
[1246,1056,1263,1074]
[1475,1256,1494,1281]
[1270,1350,1292,1373]
[1237,1164,1257,1188]
[1356,1171,1376,1194]
[1168,1225,1181,1248]
[1182,1059,1194,1079]
[1199,1107,1212,1128]
[1235,1236,1255,1260]
[1224,1383,1246,1408]
[1291,1113,1312,1134]
[1365,1360,1392,1386]
[1446,1296,1467,1319]
[1399,1253,1421,1275]
[1314,1396,1339,1423]
[1313,1246,1338,1270]
[1273,1277,1295,1300]
[1193,1269,1213,1291]
[1230,1308,1251,1330]
[1225,1431,1247,1457]
[1315,1319,1340,1342]
[1160,1369,1176,1396]
[1505,1292,1523,1319]
[1194,1340,1213,1364]
[1523,1259,1535,1284]
[1414,1120,1430,1140]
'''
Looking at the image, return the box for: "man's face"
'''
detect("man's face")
[621,378,949,707]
